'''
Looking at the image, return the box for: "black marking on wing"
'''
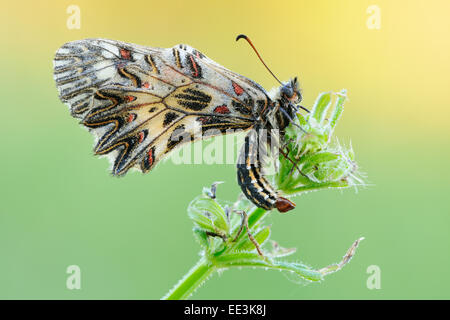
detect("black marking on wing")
[256,100,266,113]
[141,146,156,172]
[144,54,159,74]
[166,124,193,152]
[110,135,141,175]
[163,112,179,127]
[197,116,253,136]
[232,100,252,116]
[140,129,149,141]
[118,66,142,88]
[81,90,125,152]
[186,54,202,78]
[172,48,183,69]
[174,88,212,111]
[193,49,206,59]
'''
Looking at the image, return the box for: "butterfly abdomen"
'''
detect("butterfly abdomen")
[237,128,296,213]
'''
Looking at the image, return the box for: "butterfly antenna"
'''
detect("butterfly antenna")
[236,34,283,85]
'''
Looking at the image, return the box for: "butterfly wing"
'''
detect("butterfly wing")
[53,39,269,175]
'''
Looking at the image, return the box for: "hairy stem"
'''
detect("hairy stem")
[284,180,348,194]
[162,257,214,300]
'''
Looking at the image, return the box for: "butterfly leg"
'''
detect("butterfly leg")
[232,210,264,257]
[279,146,308,179]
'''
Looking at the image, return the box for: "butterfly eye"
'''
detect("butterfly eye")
[281,85,294,100]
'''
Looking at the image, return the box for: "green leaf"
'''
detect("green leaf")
[188,196,229,234]
[327,89,347,135]
[311,92,332,125]
[188,209,216,234]
[285,180,349,195]
[301,152,340,174]
[215,253,324,282]
[235,226,271,252]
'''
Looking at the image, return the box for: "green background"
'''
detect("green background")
[1,0,449,299]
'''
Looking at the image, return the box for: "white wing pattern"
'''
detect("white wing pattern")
[54,39,270,175]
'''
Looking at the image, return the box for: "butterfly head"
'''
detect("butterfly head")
[270,77,302,130]
[263,77,303,130]
[280,77,302,105]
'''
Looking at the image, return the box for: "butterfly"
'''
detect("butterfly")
[53,35,302,213]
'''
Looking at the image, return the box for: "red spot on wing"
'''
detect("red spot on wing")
[214,105,231,114]
[120,48,131,60]
[197,117,209,124]
[127,114,135,123]
[124,95,135,102]
[138,131,145,143]
[147,148,154,166]
[142,82,150,88]
[232,82,244,96]
[189,55,199,77]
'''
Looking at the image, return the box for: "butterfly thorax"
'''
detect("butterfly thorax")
[261,77,302,133]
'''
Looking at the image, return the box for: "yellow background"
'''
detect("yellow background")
[1,0,449,299]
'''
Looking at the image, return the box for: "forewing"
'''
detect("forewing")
[53,39,265,175]
[163,44,271,118]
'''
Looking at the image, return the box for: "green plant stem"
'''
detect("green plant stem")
[162,257,214,300]
[284,180,348,194]
[162,206,268,300]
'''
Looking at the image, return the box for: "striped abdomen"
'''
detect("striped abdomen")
[237,128,295,213]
